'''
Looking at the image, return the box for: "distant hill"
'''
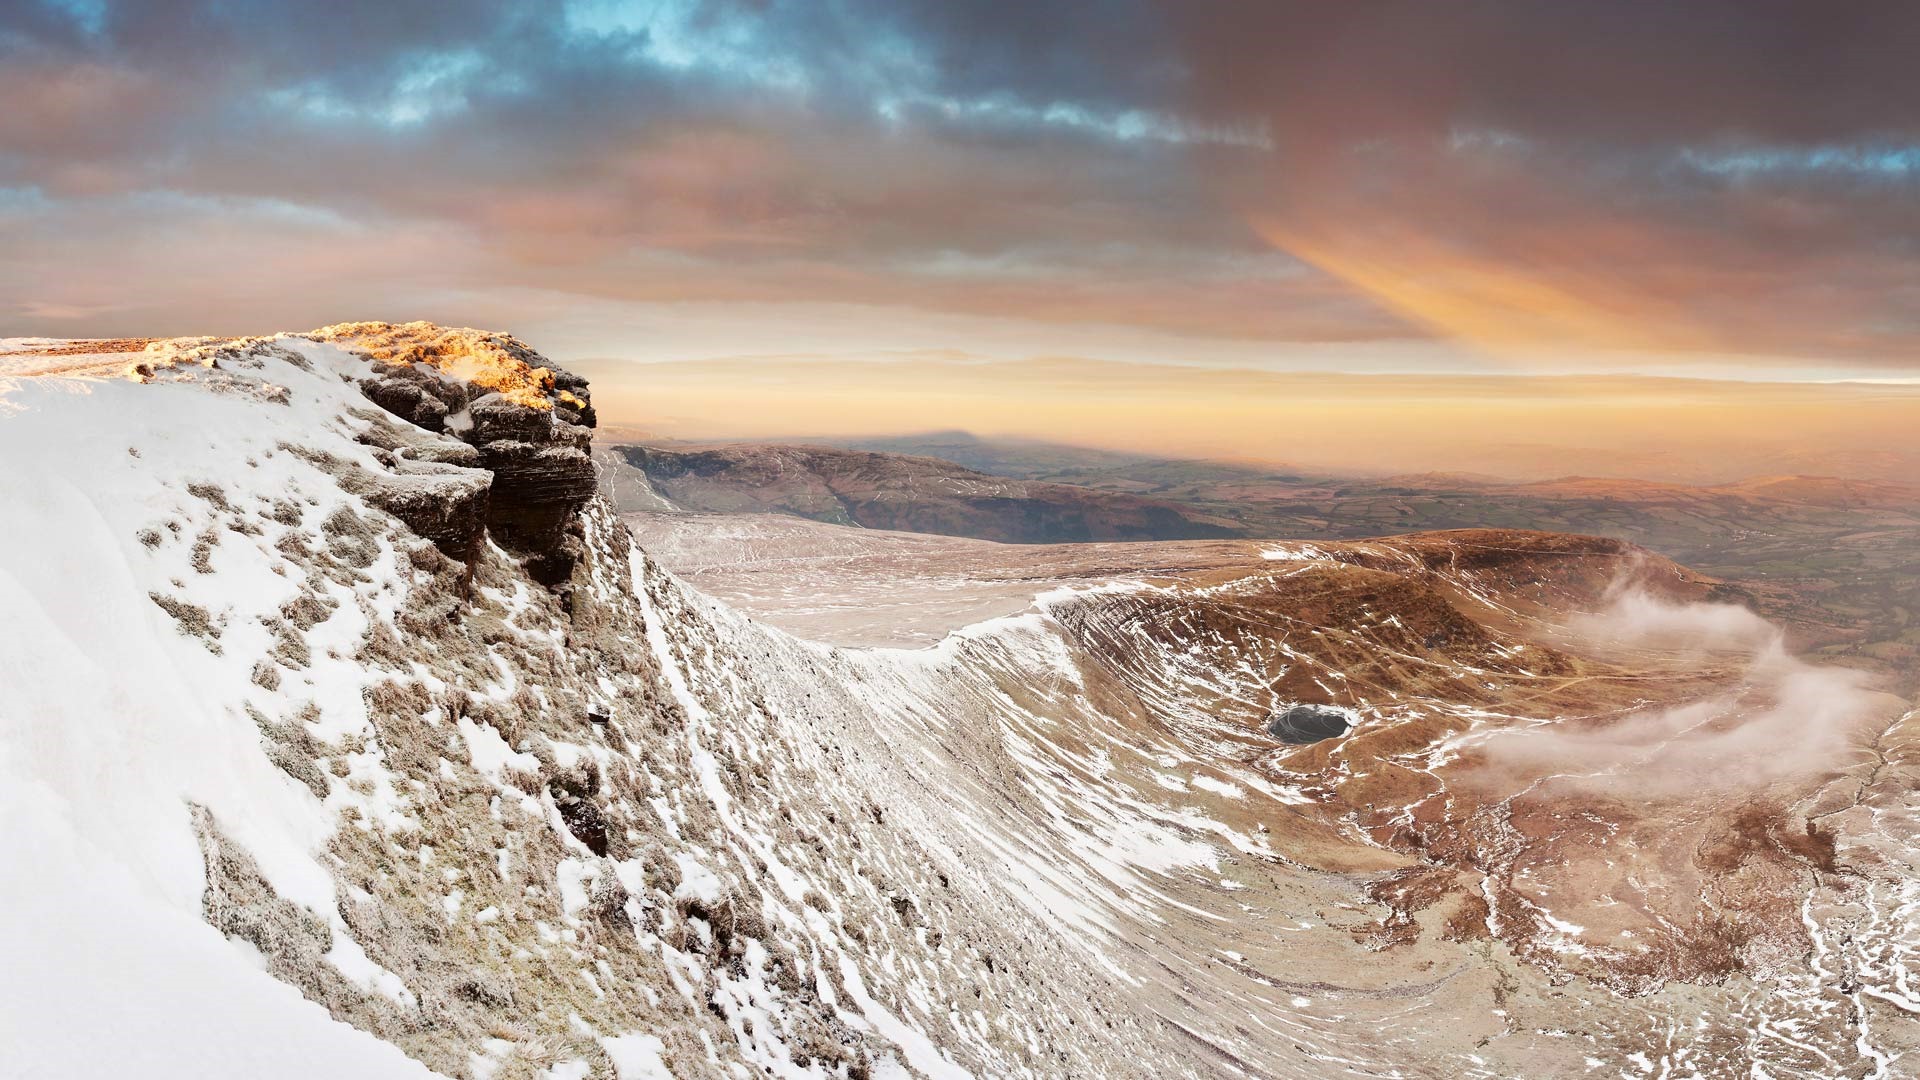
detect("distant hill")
[831,430,1313,489]
[611,435,1920,688]
[605,442,1243,543]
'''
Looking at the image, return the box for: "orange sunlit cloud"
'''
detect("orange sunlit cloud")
[1251,218,1725,360]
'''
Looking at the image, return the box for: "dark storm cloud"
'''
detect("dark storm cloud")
[1166,2,1920,147]
[2,2,1231,251]
[3,0,1917,364]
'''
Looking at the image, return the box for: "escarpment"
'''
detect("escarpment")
[327,321,600,586]
[4,327,1202,1078]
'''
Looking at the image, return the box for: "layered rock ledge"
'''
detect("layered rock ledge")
[318,322,600,586]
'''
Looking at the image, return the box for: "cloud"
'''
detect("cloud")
[1162,3,1920,360]
[1164,3,1920,150]
[3,1,1919,369]
[1468,589,1887,800]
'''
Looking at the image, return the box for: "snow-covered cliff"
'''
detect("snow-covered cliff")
[0,327,1239,1079]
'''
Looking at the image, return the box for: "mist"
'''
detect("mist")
[1470,589,1888,799]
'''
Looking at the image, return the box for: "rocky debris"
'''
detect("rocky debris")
[1266,704,1355,744]
[323,322,599,585]
[547,762,613,857]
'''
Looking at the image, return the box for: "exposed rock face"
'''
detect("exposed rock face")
[464,392,598,586]
[323,322,599,585]
[359,468,493,567]
[348,413,492,566]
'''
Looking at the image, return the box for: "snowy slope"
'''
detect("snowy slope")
[0,352,443,1078]
[0,331,1235,1079]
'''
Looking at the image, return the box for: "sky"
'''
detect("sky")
[592,357,1920,483]
[5,2,1920,443]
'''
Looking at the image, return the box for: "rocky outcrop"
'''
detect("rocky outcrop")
[323,322,599,586]
[356,361,468,431]
[463,391,598,586]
